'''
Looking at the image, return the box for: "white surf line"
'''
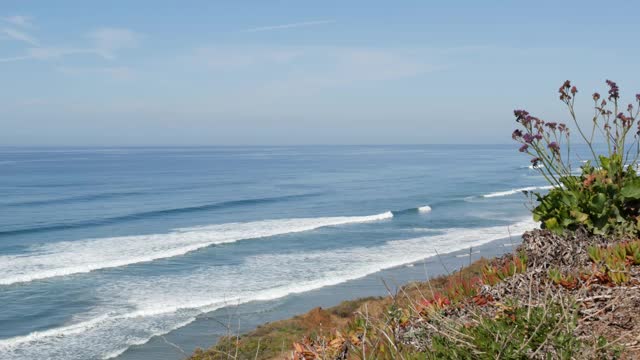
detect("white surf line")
[0,217,537,360]
[0,212,393,286]
[482,186,555,198]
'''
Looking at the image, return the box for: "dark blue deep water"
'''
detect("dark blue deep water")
[0,145,547,359]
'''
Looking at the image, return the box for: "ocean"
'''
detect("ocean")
[0,145,547,359]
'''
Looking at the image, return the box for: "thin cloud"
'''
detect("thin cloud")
[243,20,335,33]
[0,26,141,63]
[2,28,39,45]
[0,55,32,62]
[56,66,134,79]
[3,15,33,28]
[87,28,141,59]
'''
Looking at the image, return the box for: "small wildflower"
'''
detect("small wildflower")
[548,142,560,153]
[534,133,543,140]
[593,92,600,101]
[571,86,578,95]
[519,144,529,152]
[512,129,523,140]
[523,133,534,144]
[559,81,572,101]
[514,109,529,121]
[606,79,620,100]
[545,122,558,130]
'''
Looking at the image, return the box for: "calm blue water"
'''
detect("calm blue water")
[0,145,547,359]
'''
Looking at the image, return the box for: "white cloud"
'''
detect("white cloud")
[3,15,33,28]
[2,28,38,45]
[193,47,302,69]
[0,55,32,62]
[87,28,141,59]
[243,20,335,33]
[0,47,106,62]
[189,45,436,84]
[0,26,141,63]
[56,66,134,79]
[27,47,102,59]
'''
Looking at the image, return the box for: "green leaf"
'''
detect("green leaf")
[544,217,561,234]
[570,210,589,223]
[590,193,607,213]
[621,180,640,199]
[599,156,610,171]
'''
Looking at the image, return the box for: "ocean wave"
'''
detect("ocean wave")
[0,193,322,236]
[417,205,432,213]
[394,204,433,215]
[0,211,393,286]
[3,191,146,207]
[482,186,554,198]
[518,164,545,170]
[0,217,535,360]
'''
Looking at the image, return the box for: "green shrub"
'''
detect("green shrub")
[513,80,640,236]
[531,154,640,235]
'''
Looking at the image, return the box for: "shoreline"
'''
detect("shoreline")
[115,232,526,360]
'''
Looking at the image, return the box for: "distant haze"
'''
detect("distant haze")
[1,0,640,146]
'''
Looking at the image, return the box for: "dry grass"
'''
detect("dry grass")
[190,229,640,359]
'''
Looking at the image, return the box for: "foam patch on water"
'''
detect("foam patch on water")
[482,186,554,198]
[0,212,393,286]
[417,205,432,213]
[0,217,536,360]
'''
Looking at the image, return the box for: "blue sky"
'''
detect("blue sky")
[2,0,640,145]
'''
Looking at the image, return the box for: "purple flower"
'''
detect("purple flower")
[558,123,567,132]
[548,142,560,153]
[559,80,572,101]
[571,86,578,95]
[514,109,530,122]
[534,133,543,141]
[593,92,600,101]
[512,129,523,140]
[545,122,558,130]
[606,79,619,100]
[522,133,534,144]
[530,157,541,167]
[519,144,529,152]
[618,112,633,127]
[636,94,640,102]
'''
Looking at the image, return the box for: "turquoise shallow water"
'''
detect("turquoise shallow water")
[0,145,548,359]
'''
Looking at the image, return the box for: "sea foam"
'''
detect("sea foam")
[482,186,554,198]
[417,205,432,213]
[0,211,393,286]
[0,217,536,360]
